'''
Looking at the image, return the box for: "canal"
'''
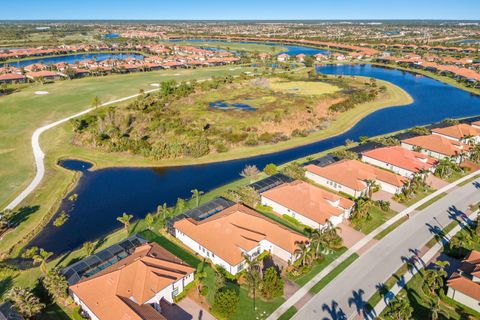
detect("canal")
[30,63,480,254]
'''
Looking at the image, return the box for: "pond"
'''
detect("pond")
[30,63,480,255]
[0,53,144,69]
[209,100,256,111]
[164,39,331,56]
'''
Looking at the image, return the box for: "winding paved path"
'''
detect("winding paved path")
[4,88,160,211]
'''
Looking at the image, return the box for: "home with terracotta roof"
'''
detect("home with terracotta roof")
[26,70,65,81]
[447,250,480,312]
[304,159,405,198]
[432,124,480,144]
[471,121,480,130]
[0,73,26,84]
[261,180,354,229]
[296,53,306,62]
[69,242,195,320]
[362,146,437,178]
[173,203,307,275]
[401,134,470,164]
[277,53,290,62]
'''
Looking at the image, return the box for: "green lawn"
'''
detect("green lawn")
[159,40,287,54]
[255,206,308,235]
[400,188,435,207]
[379,272,480,320]
[277,306,297,320]
[289,247,347,286]
[416,192,448,211]
[374,216,409,240]
[269,78,340,95]
[309,253,359,294]
[355,206,397,235]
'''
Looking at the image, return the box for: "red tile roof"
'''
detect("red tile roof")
[305,159,406,190]
[402,134,470,157]
[261,180,354,225]
[362,146,437,173]
[432,124,480,140]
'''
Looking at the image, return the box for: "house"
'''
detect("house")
[0,73,26,84]
[447,250,480,312]
[362,146,437,178]
[296,53,306,62]
[314,53,328,61]
[261,180,354,229]
[304,159,405,197]
[258,52,270,60]
[173,203,307,275]
[432,124,480,144]
[277,53,290,62]
[471,121,480,130]
[26,70,64,81]
[70,242,195,320]
[401,134,470,164]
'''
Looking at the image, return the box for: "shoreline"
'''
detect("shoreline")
[54,77,413,172]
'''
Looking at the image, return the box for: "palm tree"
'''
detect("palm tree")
[294,241,313,268]
[309,229,329,258]
[242,253,261,309]
[434,158,459,179]
[384,292,413,320]
[469,143,480,164]
[6,287,45,318]
[145,213,154,231]
[33,248,53,275]
[365,179,377,198]
[429,297,440,320]
[191,189,204,207]
[91,95,101,108]
[351,197,373,225]
[117,213,133,233]
[240,164,261,183]
[82,241,95,256]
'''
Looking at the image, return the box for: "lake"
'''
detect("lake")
[0,53,144,69]
[30,63,480,254]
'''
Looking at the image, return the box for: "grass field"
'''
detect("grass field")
[269,78,341,95]
[159,40,287,54]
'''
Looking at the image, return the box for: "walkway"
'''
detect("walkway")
[3,88,161,211]
[267,169,480,320]
[292,175,480,319]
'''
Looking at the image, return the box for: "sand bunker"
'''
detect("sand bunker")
[34,91,49,95]
[150,83,160,87]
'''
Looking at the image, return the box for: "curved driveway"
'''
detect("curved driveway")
[4,88,159,211]
[292,176,480,320]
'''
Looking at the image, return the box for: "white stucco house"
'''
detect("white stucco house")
[260,180,354,230]
[447,250,480,312]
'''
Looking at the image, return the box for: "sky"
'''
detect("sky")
[2,0,480,20]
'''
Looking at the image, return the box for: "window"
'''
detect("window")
[172,287,179,297]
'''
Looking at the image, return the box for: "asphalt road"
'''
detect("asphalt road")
[293,178,480,320]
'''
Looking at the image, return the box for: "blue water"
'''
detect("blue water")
[104,33,120,39]
[30,64,480,254]
[164,39,330,56]
[456,39,480,45]
[0,53,144,69]
[209,100,256,111]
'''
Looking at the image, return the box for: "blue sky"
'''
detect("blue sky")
[3,0,480,20]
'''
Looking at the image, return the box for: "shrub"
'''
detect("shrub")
[261,267,284,299]
[263,163,278,175]
[212,289,239,318]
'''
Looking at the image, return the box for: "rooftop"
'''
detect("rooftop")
[402,134,470,157]
[261,180,354,224]
[174,203,307,265]
[362,146,437,173]
[305,159,405,190]
[432,124,480,140]
[70,242,195,320]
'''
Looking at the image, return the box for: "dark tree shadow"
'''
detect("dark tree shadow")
[322,301,346,320]
[9,205,40,226]
[347,289,376,320]
[473,181,480,189]
[409,248,426,268]
[0,276,13,297]
[262,255,281,274]
[447,206,470,225]
[376,282,394,304]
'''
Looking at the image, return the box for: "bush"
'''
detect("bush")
[260,267,284,299]
[200,285,208,296]
[263,163,278,175]
[212,289,239,319]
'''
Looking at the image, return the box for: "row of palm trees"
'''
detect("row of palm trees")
[115,188,205,233]
[293,222,343,271]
